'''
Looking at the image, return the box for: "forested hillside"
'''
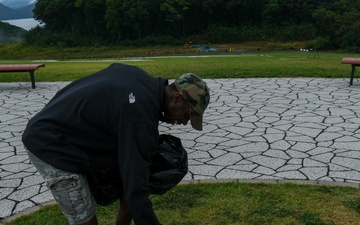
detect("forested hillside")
[25,0,360,52]
[0,22,26,43]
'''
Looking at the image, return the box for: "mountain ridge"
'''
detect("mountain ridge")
[0,2,36,20]
[0,0,35,9]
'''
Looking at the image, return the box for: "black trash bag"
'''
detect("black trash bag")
[87,167,122,206]
[149,134,188,195]
[87,134,188,206]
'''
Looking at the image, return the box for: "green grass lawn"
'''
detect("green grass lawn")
[3,182,360,225]
[1,52,360,83]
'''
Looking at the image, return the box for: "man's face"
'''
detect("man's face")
[164,92,191,126]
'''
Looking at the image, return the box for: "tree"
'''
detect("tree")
[26,0,360,51]
[104,0,122,40]
[123,0,151,39]
[160,0,191,37]
[105,0,152,40]
[74,0,107,37]
[34,0,79,32]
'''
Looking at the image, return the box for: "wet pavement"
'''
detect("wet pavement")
[1,78,360,222]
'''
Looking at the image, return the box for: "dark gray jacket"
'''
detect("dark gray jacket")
[22,63,167,224]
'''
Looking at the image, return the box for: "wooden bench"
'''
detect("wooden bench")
[341,58,360,85]
[0,64,45,89]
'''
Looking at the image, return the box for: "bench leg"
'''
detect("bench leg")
[29,70,36,89]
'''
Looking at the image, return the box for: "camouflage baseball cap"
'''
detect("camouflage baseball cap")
[174,73,210,131]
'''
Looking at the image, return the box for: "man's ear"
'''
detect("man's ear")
[174,91,185,103]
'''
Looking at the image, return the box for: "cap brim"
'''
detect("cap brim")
[190,114,203,131]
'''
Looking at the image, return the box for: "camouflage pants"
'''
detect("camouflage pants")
[26,149,96,225]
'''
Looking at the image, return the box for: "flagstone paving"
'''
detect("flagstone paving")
[0,78,360,221]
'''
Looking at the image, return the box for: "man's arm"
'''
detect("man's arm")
[116,193,132,225]
[117,123,160,225]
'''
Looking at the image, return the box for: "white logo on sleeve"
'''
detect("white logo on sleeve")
[129,93,136,103]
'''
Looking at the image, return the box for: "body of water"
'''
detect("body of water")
[1,18,42,31]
